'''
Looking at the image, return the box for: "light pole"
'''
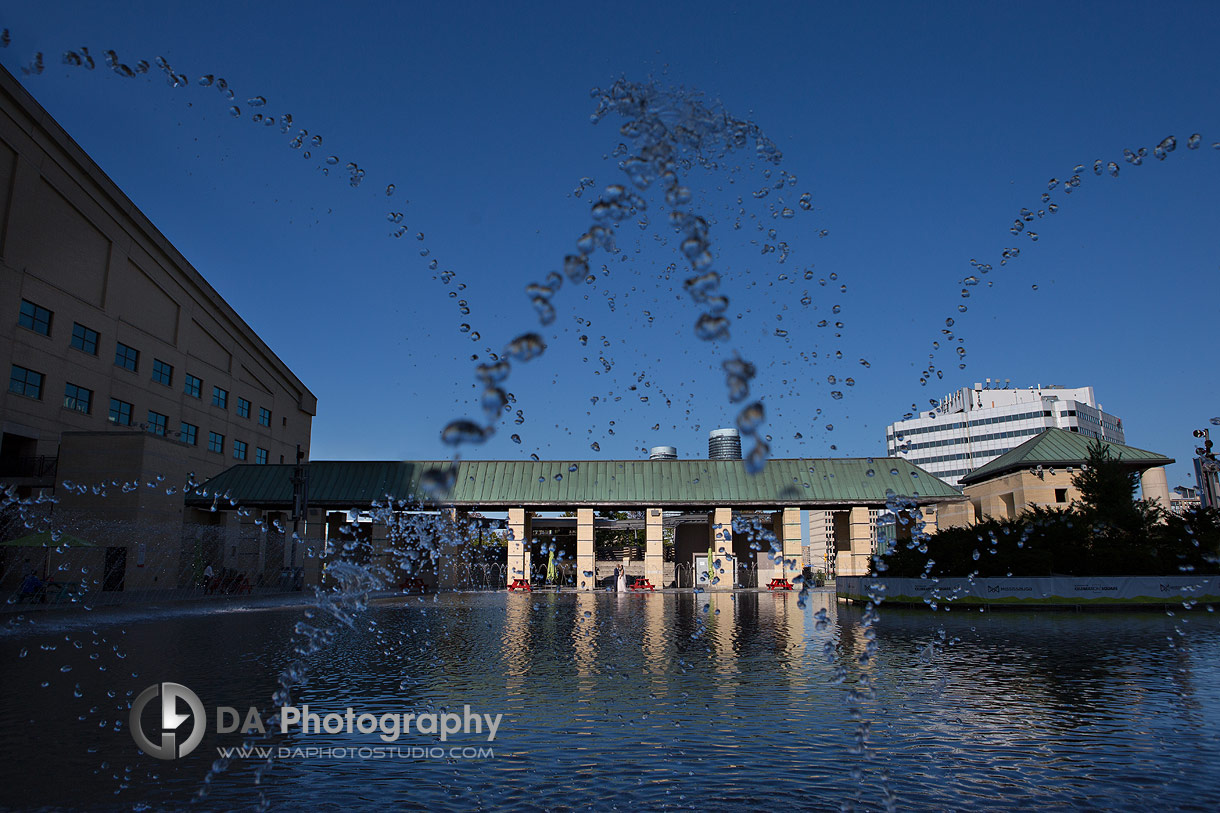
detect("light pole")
[289,445,308,588]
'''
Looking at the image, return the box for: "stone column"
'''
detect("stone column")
[255,511,269,576]
[1140,467,1171,519]
[919,505,939,537]
[300,509,326,587]
[645,508,664,587]
[843,506,874,577]
[709,507,734,590]
[370,518,390,581]
[436,508,466,590]
[576,507,595,590]
[779,506,802,581]
[320,512,347,589]
[507,507,532,584]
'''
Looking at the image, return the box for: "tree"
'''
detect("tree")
[1070,438,1163,572]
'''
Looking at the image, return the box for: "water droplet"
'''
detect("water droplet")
[1154,135,1176,160]
[1187,133,1201,150]
[736,402,765,434]
[419,467,457,500]
[440,420,487,446]
[246,96,267,107]
[326,156,338,166]
[694,314,730,341]
[590,442,601,452]
[504,333,546,362]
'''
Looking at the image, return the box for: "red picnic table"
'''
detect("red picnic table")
[399,576,427,593]
[768,578,793,591]
[508,579,532,592]
[629,578,655,592]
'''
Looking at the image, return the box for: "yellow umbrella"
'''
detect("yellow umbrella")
[2,531,94,582]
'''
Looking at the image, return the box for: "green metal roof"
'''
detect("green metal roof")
[186,458,964,510]
[958,428,1173,486]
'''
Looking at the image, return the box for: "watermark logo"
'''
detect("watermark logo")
[129,682,503,761]
[130,682,206,760]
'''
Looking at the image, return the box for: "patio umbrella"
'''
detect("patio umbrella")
[546,550,557,584]
[2,531,95,581]
[706,546,714,587]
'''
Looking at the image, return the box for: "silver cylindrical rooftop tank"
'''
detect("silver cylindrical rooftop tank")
[708,428,742,460]
[649,446,678,460]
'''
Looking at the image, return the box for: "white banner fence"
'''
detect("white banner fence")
[837,575,1220,608]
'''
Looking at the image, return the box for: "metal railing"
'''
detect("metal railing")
[0,455,58,479]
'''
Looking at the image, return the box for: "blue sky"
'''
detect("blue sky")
[2,1,1217,488]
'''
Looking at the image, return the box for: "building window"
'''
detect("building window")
[237,397,251,418]
[208,431,225,454]
[71,323,99,355]
[109,398,134,426]
[152,359,173,386]
[259,407,271,427]
[1055,488,1068,504]
[255,447,268,465]
[18,300,52,336]
[212,386,228,409]
[184,374,202,399]
[63,383,92,414]
[8,365,44,399]
[180,422,198,446]
[115,342,139,372]
[147,410,168,436]
[233,440,248,461]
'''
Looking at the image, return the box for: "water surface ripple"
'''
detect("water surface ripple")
[2,592,1218,811]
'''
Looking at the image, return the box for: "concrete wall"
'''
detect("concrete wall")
[961,468,1079,523]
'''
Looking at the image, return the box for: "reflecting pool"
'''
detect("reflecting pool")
[2,592,1219,810]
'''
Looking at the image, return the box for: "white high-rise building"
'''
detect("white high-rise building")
[885,381,1126,487]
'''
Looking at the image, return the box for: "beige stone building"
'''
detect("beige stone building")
[0,64,315,593]
[944,427,1172,526]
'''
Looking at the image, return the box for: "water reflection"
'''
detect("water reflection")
[2,594,1219,809]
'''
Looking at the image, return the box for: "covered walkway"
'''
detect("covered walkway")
[187,458,965,590]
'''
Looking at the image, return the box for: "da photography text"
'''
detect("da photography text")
[130,682,504,760]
